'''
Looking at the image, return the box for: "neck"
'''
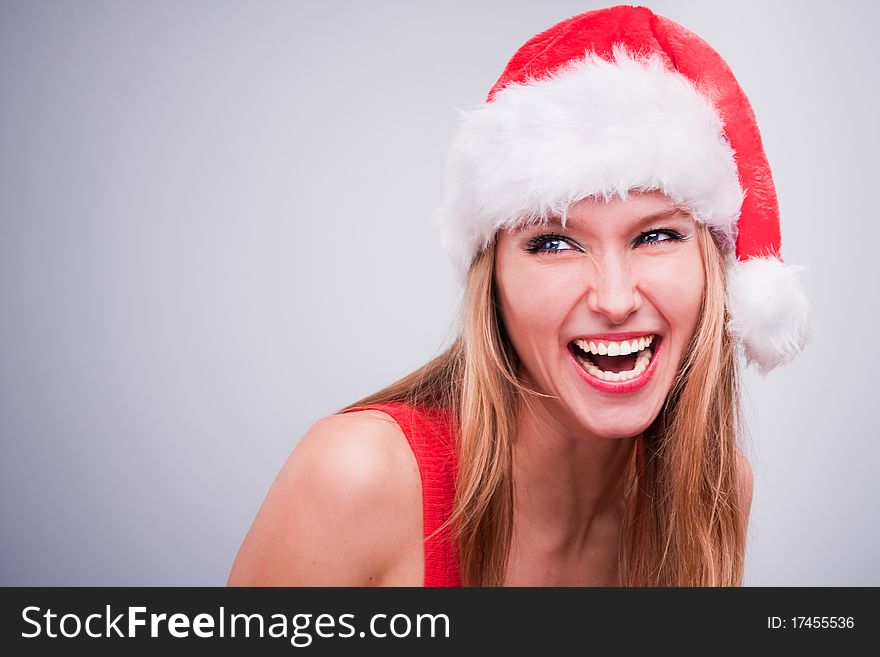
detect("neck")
[511,393,637,556]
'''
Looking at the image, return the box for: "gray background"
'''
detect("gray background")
[1,0,876,586]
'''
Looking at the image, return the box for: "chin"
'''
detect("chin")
[577,413,657,441]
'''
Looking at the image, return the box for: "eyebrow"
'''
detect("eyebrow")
[545,207,692,229]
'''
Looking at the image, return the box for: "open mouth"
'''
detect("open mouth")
[568,334,659,382]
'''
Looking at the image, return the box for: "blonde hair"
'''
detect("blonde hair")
[338,222,748,586]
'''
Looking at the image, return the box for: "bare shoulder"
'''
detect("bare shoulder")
[735,448,754,523]
[227,410,423,586]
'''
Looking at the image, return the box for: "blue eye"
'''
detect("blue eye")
[524,228,687,254]
[636,228,685,247]
[524,233,576,254]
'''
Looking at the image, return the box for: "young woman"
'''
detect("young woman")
[228,5,809,587]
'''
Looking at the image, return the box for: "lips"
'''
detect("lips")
[567,335,662,394]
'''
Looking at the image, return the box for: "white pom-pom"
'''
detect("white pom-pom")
[726,257,810,375]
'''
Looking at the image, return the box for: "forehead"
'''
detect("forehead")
[551,206,691,229]
[519,191,690,231]
[506,206,694,239]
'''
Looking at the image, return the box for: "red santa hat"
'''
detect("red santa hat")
[437,5,809,375]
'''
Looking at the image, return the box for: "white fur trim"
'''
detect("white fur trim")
[437,46,744,281]
[727,257,810,375]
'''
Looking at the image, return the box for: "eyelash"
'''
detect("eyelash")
[524,228,687,254]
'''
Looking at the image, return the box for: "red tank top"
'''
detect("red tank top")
[340,401,462,587]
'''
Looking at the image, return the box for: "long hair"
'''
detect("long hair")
[338,222,749,586]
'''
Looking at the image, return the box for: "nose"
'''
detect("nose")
[586,257,642,324]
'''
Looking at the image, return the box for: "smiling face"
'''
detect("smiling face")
[493,191,706,440]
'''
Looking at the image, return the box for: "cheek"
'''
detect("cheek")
[495,264,577,349]
[641,252,705,333]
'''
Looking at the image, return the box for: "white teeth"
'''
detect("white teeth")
[573,335,656,357]
[573,347,655,382]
